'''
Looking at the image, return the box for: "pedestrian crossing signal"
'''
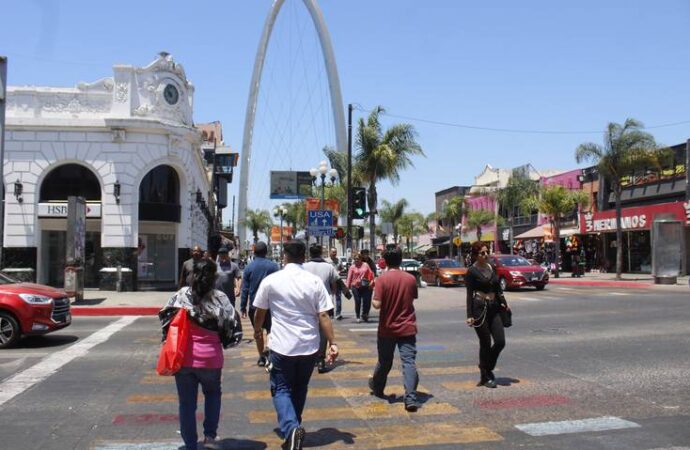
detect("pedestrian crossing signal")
[352,187,367,219]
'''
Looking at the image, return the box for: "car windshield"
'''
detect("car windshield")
[0,273,19,285]
[437,260,462,268]
[401,260,420,267]
[497,256,532,267]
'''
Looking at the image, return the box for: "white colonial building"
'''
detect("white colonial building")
[4,53,213,290]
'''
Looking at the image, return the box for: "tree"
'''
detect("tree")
[355,106,424,255]
[497,170,539,254]
[243,209,273,244]
[522,185,589,278]
[440,196,465,258]
[575,118,664,279]
[466,208,503,244]
[398,212,427,255]
[379,198,409,244]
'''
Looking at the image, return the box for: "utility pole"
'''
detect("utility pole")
[346,103,353,258]
[0,57,7,267]
[231,195,236,234]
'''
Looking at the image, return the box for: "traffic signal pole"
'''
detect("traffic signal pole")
[346,103,353,257]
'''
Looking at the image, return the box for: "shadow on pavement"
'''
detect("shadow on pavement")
[303,427,357,448]
[384,390,434,406]
[15,334,79,348]
[495,376,521,386]
[215,438,268,449]
[73,297,107,306]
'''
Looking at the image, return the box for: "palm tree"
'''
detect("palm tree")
[466,208,502,244]
[440,196,465,258]
[355,106,424,255]
[522,185,589,278]
[243,209,273,244]
[379,199,409,244]
[575,118,664,279]
[497,170,539,254]
[398,212,427,255]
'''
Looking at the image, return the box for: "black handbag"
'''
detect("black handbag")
[498,292,512,328]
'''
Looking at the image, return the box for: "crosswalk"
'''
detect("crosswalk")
[91,315,656,449]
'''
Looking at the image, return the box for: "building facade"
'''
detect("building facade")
[4,54,213,290]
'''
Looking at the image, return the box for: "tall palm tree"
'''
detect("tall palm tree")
[398,212,427,255]
[440,196,465,258]
[243,209,273,244]
[522,185,589,278]
[497,170,539,254]
[575,118,664,279]
[355,106,424,255]
[466,209,502,244]
[379,198,409,244]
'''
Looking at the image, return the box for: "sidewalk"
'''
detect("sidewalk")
[549,271,689,290]
[70,291,174,316]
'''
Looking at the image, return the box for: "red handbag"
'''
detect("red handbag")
[156,308,190,376]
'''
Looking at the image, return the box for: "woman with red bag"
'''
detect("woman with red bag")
[159,259,242,450]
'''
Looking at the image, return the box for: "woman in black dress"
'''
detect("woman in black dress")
[465,242,509,388]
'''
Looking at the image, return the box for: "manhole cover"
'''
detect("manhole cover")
[531,328,570,335]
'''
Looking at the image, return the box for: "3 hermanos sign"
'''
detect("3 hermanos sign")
[38,203,102,218]
[580,201,689,234]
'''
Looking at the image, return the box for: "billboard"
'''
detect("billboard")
[270,171,313,199]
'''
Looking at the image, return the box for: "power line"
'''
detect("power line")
[352,105,690,136]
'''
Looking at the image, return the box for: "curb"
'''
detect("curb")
[549,279,652,289]
[71,307,160,316]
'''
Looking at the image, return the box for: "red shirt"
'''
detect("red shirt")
[373,269,418,337]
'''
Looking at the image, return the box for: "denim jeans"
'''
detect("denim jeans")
[371,335,419,404]
[174,367,222,449]
[269,350,318,439]
[334,286,342,317]
[352,287,372,319]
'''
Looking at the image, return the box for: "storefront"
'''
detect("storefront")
[580,201,689,274]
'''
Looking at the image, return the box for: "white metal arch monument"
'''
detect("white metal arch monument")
[237,0,347,249]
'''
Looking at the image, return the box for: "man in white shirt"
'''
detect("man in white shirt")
[252,240,338,450]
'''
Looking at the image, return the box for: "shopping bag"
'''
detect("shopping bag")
[156,308,190,376]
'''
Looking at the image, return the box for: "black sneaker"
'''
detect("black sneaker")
[484,379,497,388]
[404,401,419,412]
[283,426,305,450]
[368,377,384,398]
[317,359,328,374]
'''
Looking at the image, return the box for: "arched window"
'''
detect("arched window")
[139,165,180,222]
[40,164,101,202]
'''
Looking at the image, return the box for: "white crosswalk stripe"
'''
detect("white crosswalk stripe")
[515,416,640,436]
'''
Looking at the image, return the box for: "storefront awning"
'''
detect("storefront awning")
[515,225,549,239]
[432,236,451,246]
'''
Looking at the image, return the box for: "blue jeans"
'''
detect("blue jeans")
[371,335,419,404]
[269,350,318,439]
[334,286,342,317]
[352,287,372,319]
[174,367,222,449]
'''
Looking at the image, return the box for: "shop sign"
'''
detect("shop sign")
[38,203,102,218]
[580,202,687,234]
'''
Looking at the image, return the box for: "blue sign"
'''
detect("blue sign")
[308,210,333,228]
[309,227,334,237]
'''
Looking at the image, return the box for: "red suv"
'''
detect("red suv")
[0,273,71,348]
[490,254,549,291]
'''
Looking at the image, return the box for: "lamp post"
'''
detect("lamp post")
[310,160,338,245]
[273,205,288,264]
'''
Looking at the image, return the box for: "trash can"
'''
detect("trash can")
[64,265,84,302]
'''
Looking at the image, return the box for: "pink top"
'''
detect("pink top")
[183,322,223,369]
[346,263,374,289]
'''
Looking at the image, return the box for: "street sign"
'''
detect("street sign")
[309,227,334,237]
[308,210,333,227]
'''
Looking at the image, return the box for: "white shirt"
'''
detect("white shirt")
[252,263,334,356]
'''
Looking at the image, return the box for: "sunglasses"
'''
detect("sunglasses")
[479,251,489,256]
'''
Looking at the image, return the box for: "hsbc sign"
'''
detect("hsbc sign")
[38,203,101,218]
[580,202,688,234]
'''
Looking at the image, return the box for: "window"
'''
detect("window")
[139,166,181,222]
[40,164,101,202]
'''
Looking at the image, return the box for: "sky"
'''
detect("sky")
[2,0,690,224]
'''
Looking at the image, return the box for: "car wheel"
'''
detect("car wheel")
[0,312,20,349]
[499,277,508,291]
[435,277,441,287]
[536,284,545,291]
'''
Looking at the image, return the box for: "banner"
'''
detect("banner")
[580,201,689,234]
[270,225,294,244]
[270,171,312,199]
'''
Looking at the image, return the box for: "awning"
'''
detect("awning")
[432,236,451,246]
[515,224,579,240]
[413,244,432,253]
[461,231,495,243]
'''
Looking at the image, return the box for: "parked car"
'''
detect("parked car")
[400,259,422,286]
[0,273,71,348]
[420,258,467,287]
[490,254,549,291]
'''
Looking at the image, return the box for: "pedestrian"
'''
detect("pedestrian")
[369,246,420,412]
[252,240,338,450]
[327,248,344,320]
[215,246,242,308]
[159,260,243,450]
[465,241,508,388]
[346,252,375,323]
[578,247,586,277]
[179,245,203,288]
[360,248,378,275]
[240,241,279,367]
[304,244,339,373]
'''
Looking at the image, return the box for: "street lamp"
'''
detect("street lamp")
[273,205,288,264]
[310,161,339,244]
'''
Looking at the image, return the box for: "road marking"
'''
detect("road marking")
[515,416,640,436]
[94,442,182,449]
[556,287,576,291]
[242,365,478,383]
[0,316,137,407]
[348,327,378,333]
[610,292,630,296]
[475,394,569,409]
[442,379,528,390]
[249,401,459,423]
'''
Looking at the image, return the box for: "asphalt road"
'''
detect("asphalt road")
[0,284,689,450]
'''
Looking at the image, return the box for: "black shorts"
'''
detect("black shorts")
[248,306,272,333]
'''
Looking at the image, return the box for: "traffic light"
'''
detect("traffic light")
[352,187,367,219]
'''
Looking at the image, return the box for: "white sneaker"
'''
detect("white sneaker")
[203,436,220,449]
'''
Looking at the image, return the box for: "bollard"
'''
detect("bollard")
[116,265,122,292]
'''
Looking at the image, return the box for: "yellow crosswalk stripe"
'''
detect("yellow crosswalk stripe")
[248,401,459,423]
[242,365,478,383]
[257,423,501,448]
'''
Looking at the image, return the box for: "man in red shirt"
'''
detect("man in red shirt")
[369,246,420,412]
